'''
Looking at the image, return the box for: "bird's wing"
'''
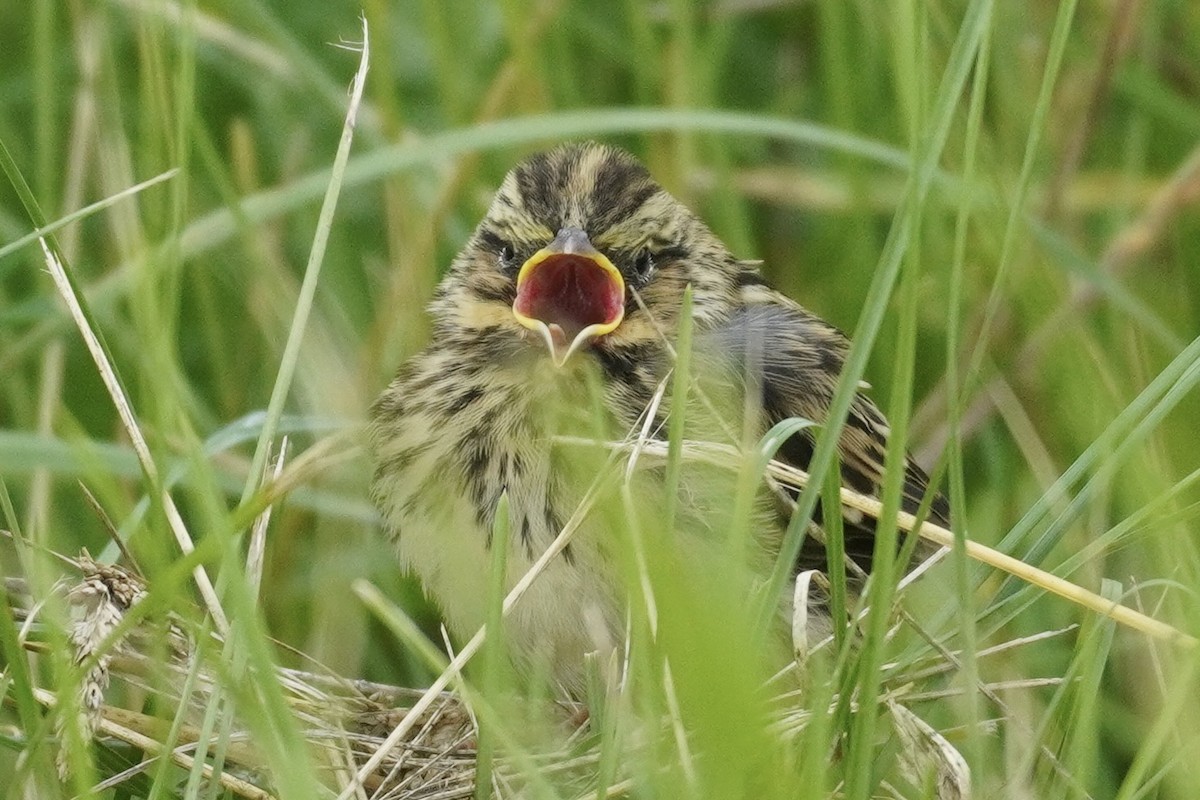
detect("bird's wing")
[694,282,949,579]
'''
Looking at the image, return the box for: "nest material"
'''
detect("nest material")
[3,552,992,799]
[13,555,594,799]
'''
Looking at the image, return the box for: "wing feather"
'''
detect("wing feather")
[695,287,949,581]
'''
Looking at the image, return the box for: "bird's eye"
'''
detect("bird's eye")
[634,249,655,277]
[498,242,516,268]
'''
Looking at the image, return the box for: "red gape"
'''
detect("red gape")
[513,253,624,343]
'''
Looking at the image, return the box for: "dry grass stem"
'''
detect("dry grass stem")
[34,688,275,800]
[3,544,1065,799]
[38,239,229,634]
[888,700,971,800]
[247,438,288,600]
[555,435,1197,648]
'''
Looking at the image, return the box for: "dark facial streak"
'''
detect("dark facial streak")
[589,154,656,232]
[514,152,559,225]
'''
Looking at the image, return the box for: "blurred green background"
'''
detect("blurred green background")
[2,0,1199,797]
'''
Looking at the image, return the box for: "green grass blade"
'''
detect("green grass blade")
[236,24,371,509]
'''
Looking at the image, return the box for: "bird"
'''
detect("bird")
[369,142,949,694]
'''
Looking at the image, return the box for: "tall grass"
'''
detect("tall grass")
[2,1,1199,798]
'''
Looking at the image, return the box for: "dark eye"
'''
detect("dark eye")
[634,249,655,277]
[498,242,516,268]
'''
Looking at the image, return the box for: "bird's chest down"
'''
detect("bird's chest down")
[376,365,667,692]
[375,355,803,693]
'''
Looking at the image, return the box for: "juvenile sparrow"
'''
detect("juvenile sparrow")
[370,142,948,692]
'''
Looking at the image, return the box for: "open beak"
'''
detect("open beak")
[512,227,625,367]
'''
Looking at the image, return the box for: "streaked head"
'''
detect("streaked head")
[432,143,740,366]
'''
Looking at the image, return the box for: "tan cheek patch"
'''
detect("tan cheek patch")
[453,297,521,331]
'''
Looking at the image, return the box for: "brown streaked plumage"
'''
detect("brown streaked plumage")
[370,142,948,693]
